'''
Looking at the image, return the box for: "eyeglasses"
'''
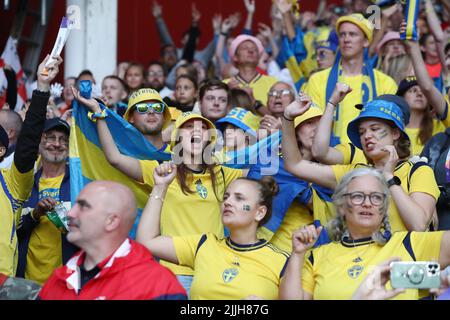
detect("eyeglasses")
[134,102,165,114]
[44,134,69,146]
[343,192,386,206]
[268,89,292,98]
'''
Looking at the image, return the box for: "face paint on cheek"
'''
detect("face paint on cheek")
[243,205,251,211]
[376,129,388,141]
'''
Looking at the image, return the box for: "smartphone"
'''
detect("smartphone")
[390,261,441,289]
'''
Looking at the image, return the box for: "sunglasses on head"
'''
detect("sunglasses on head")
[134,102,165,114]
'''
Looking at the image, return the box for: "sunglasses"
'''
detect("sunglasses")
[134,102,165,114]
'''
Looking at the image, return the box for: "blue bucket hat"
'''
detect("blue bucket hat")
[215,108,260,137]
[347,100,409,150]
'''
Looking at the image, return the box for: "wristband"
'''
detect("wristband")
[87,109,108,123]
[283,114,294,121]
[327,100,337,107]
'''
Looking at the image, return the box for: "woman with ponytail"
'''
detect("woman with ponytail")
[137,162,289,300]
[280,168,450,300]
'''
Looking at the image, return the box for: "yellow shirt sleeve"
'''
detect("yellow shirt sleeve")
[139,160,159,187]
[438,100,450,128]
[3,162,34,202]
[173,233,206,269]
[408,165,440,201]
[221,165,244,188]
[301,252,315,295]
[375,70,398,95]
[410,231,444,261]
[303,70,329,110]
[331,164,356,184]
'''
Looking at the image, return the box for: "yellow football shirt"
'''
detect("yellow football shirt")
[25,174,65,284]
[332,162,440,232]
[406,116,450,156]
[304,68,398,144]
[140,160,243,275]
[271,190,335,252]
[173,233,289,300]
[0,163,34,276]
[224,74,278,107]
[302,231,444,300]
[334,143,367,164]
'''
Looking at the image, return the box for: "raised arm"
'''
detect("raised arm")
[71,87,143,182]
[369,4,401,57]
[275,0,295,41]
[281,95,337,189]
[14,55,62,173]
[181,3,201,63]
[425,0,448,75]
[311,83,353,164]
[136,162,178,264]
[279,225,321,300]
[243,0,255,33]
[258,23,279,59]
[152,0,175,46]
[402,22,447,118]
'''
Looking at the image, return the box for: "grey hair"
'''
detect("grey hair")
[326,167,392,245]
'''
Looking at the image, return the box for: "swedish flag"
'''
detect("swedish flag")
[69,99,170,239]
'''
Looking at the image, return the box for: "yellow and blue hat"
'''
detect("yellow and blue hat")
[294,106,324,129]
[336,13,374,43]
[347,100,409,150]
[170,112,217,149]
[215,108,260,137]
[123,88,172,129]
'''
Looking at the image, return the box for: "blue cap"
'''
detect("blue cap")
[316,31,339,52]
[0,125,9,153]
[347,100,409,150]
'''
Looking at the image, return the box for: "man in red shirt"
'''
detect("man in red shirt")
[38,181,186,300]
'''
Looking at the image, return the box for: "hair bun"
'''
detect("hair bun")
[259,176,279,197]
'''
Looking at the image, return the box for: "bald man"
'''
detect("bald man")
[38,181,186,300]
[0,110,23,169]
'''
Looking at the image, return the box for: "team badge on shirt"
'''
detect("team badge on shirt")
[347,265,364,279]
[222,268,239,283]
[195,179,208,199]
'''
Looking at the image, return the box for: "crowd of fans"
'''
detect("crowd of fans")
[1,0,450,300]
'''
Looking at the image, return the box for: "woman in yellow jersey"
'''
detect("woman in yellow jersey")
[279,167,450,300]
[396,76,449,156]
[137,162,289,300]
[71,91,243,294]
[281,96,439,233]
[399,21,450,156]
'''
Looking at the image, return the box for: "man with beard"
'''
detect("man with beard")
[146,61,173,99]
[122,89,172,152]
[17,118,78,285]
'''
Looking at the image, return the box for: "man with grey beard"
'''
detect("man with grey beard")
[16,118,78,285]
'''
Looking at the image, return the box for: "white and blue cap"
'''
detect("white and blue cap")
[347,99,409,150]
[215,108,260,137]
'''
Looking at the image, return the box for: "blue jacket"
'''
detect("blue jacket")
[16,165,78,278]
